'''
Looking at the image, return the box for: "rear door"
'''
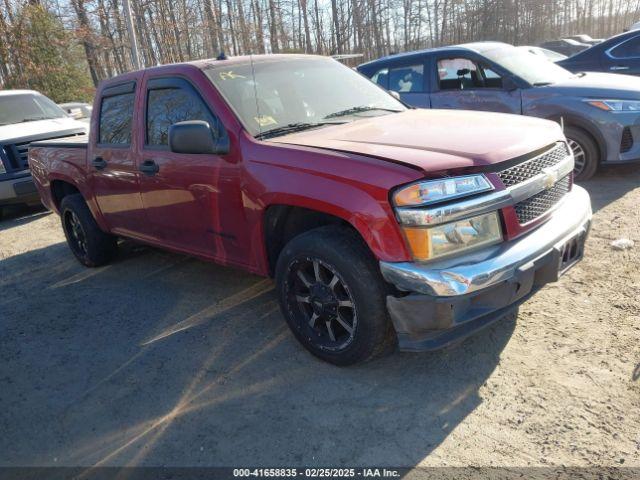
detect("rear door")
[89,79,147,238]
[429,54,522,114]
[137,75,233,257]
[601,34,640,76]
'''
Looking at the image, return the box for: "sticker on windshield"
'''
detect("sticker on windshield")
[219,70,246,81]
[254,115,277,127]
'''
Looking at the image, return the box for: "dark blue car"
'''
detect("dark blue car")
[358,42,640,180]
[558,30,640,76]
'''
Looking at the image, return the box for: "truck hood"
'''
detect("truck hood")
[269,109,564,173]
[0,117,87,142]
[541,72,640,99]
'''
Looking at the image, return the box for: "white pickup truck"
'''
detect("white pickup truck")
[0,90,87,217]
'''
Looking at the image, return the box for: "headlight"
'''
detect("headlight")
[586,99,640,112]
[402,211,502,261]
[393,174,492,207]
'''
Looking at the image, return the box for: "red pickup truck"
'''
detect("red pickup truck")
[29,54,592,365]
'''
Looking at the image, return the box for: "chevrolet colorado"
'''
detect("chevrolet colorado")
[29,55,592,365]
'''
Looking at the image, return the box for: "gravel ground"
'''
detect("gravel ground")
[0,166,638,469]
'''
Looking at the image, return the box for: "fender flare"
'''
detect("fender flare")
[48,172,110,232]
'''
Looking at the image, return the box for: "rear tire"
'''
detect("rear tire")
[60,194,117,267]
[275,225,396,365]
[565,126,598,181]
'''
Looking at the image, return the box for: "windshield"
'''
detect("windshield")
[482,46,574,85]
[0,93,67,126]
[204,56,406,137]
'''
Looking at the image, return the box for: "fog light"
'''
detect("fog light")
[402,211,502,261]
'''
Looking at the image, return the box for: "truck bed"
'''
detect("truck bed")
[28,135,89,213]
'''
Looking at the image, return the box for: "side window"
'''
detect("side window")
[479,66,503,88]
[99,92,135,145]
[437,58,502,90]
[389,65,424,93]
[370,68,389,89]
[146,86,217,146]
[611,36,640,58]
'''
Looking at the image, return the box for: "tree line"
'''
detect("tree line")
[1,0,640,102]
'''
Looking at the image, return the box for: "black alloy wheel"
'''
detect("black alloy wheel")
[64,210,89,258]
[286,256,357,351]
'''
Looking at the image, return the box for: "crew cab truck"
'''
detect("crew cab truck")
[0,90,86,218]
[29,55,592,365]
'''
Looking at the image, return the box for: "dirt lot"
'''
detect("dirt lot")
[0,166,638,469]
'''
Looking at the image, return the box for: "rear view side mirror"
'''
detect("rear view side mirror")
[389,90,401,100]
[168,120,229,155]
[502,75,519,91]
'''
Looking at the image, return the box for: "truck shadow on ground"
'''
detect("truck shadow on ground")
[1,241,516,468]
[0,205,49,231]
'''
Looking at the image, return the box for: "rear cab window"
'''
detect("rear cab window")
[98,82,136,145]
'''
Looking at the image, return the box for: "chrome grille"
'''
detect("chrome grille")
[498,142,570,187]
[514,175,571,224]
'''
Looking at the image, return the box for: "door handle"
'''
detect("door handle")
[92,157,107,170]
[610,65,630,71]
[139,159,160,176]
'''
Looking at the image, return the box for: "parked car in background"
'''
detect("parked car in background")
[558,29,640,76]
[0,90,86,218]
[540,39,590,56]
[517,46,567,62]
[358,42,640,180]
[59,102,93,123]
[565,34,603,46]
[28,54,591,365]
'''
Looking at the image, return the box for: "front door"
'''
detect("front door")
[137,76,235,258]
[89,80,147,238]
[429,56,522,114]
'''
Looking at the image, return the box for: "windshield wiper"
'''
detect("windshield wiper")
[533,81,553,86]
[255,122,342,140]
[323,105,403,119]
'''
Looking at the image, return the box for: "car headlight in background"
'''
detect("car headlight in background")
[401,211,503,261]
[586,99,640,112]
[393,175,493,207]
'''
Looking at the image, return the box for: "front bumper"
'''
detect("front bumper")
[380,185,592,351]
[0,172,40,207]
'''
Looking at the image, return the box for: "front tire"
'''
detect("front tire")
[275,225,395,365]
[60,194,117,267]
[565,126,598,181]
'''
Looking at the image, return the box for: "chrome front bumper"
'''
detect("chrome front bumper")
[380,185,592,297]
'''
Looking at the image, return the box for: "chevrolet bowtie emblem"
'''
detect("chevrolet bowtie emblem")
[542,167,558,189]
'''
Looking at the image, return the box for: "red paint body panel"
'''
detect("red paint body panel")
[28,58,568,278]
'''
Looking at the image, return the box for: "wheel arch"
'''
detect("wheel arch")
[261,200,410,277]
[48,174,109,232]
[547,113,607,163]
